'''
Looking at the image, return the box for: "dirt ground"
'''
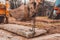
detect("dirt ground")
[0,29,60,40]
[8,16,60,34]
[0,16,60,40]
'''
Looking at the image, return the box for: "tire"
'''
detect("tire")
[55,14,60,19]
[51,13,57,19]
[48,9,57,19]
[0,16,4,24]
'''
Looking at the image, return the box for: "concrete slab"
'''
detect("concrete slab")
[0,24,47,38]
[0,29,60,40]
[29,34,60,40]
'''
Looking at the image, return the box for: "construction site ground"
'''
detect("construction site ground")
[0,16,60,40]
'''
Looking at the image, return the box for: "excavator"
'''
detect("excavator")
[0,0,37,23]
[0,0,10,23]
[0,0,47,38]
[48,0,60,19]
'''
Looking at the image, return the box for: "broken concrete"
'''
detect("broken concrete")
[0,29,60,40]
[0,29,25,40]
[0,24,47,38]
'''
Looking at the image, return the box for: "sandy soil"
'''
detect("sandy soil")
[0,29,60,40]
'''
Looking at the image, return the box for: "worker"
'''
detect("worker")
[5,0,10,23]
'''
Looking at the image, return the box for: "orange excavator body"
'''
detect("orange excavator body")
[54,7,60,14]
[0,0,10,17]
[0,3,6,15]
[0,0,10,23]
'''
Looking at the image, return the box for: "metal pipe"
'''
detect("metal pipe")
[32,0,36,36]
